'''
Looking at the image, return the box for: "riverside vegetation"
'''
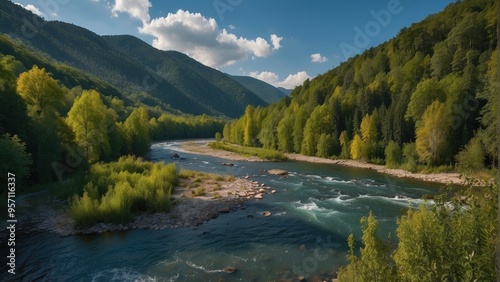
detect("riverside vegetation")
[0,58,226,223]
[222,0,498,177]
[215,0,498,280]
[0,0,498,280]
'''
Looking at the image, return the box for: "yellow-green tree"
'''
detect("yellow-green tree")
[339,130,350,159]
[350,133,365,160]
[16,66,65,182]
[277,112,294,152]
[123,107,150,156]
[415,100,451,166]
[66,90,111,163]
[243,105,257,146]
[16,66,64,116]
[405,78,446,123]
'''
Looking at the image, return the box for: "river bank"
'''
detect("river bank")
[4,176,275,238]
[180,139,464,185]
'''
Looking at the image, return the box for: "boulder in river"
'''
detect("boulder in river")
[224,266,237,273]
[268,169,288,175]
[255,194,263,199]
[262,211,271,217]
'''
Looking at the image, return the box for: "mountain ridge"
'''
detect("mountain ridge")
[0,0,267,118]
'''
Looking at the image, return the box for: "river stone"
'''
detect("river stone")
[255,194,263,199]
[219,207,230,213]
[224,266,237,273]
[262,211,271,217]
[268,169,288,175]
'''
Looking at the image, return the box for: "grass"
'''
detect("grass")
[192,187,205,197]
[209,142,287,161]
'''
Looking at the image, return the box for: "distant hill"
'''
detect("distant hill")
[0,1,267,118]
[277,87,292,96]
[228,75,287,104]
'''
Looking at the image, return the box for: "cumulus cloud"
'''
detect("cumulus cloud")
[270,34,283,51]
[139,10,281,68]
[112,0,151,23]
[250,71,310,89]
[311,53,328,63]
[16,3,44,17]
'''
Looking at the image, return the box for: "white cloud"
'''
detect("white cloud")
[16,3,44,17]
[228,24,235,30]
[311,53,328,63]
[112,0,151,23]
[270,34,283,51]
[250,71,310,89]
[139,10,281,68]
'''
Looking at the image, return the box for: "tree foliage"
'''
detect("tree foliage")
[415,101,451,166]
[339,180,498,281]
[220,0,497,173]
[66,90,111,163]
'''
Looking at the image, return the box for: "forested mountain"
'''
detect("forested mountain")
[228,75,288,104]
[225,0,498,173]
[0,0,267,118]
[277,87,292,96]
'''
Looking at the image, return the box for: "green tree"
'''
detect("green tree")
[16,66,64,116]
[339,130,350,159]
[393,204,447,281]
[0,134,31,185]
[316,133,335,158]
[415,101,451,166]
[17,66,65,182]
[66,90,111,163]
[401,142,418,172]
[384,141,402,168]
[405,78,446,122]
[123,107,150,156]
[338,212,393,281]
[430,42,453,78]
[215,132,222,143]
[455,137,484,173]
[243,105,257,146]
[277,113,294,152]
[350,133,365,160]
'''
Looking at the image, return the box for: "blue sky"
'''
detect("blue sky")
[15,0,456,89]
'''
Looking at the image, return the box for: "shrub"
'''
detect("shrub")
[401,142,419,172]
[455,137,485,173]
[69,156,178,226]
[384,141,402,168]
[193,187,205,197]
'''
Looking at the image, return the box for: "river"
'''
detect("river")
[1,141,443,281]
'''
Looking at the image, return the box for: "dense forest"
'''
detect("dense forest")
[0,55,225,186]
[223,0,498,175]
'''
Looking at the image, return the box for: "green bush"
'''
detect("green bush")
[338,180,497,281]
[70,156,178,226]
[401,142,419,172]
[384,141,402,168]
[455,137,485,174]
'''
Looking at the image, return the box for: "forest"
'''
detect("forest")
[223,0,498,176]
[0,54,225,221]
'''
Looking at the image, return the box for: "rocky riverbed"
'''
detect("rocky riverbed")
[1,177,276,238]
